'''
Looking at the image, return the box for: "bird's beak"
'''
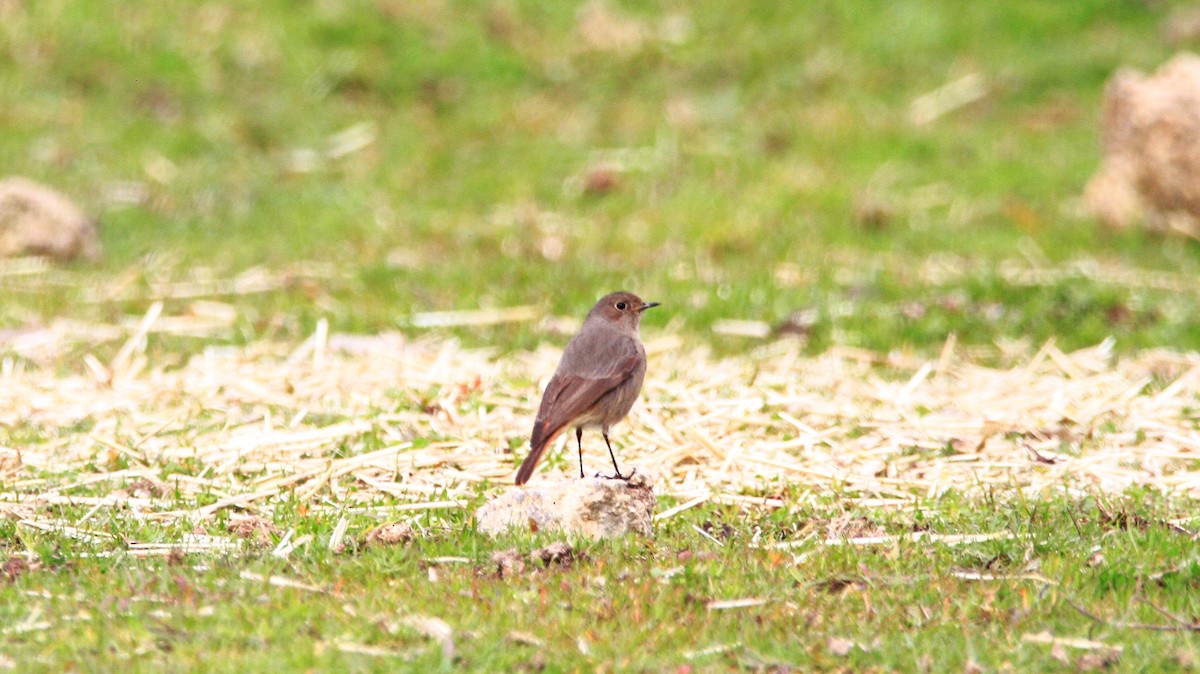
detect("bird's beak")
[639,302,660,312]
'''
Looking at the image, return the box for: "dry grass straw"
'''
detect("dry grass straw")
[3,302,1200,544]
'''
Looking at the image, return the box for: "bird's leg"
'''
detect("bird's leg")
[603,431,627,480]
[576,427,585,479]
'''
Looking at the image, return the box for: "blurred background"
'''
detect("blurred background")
[2,0,1199,356]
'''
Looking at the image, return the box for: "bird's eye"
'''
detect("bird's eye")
[615,301,628,310]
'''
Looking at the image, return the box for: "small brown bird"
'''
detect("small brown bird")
[515,291,659,485]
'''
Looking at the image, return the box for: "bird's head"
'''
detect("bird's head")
[588,291,660,332]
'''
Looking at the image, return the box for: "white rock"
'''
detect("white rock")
[0,176,99,261]
[475,467,656,539]
[1085,53,1200,235]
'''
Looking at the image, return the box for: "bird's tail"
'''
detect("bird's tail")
[514,440,549,485]
[517,419,563,485]
[518,424,564,482]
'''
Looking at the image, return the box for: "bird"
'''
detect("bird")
[515,291,659,485]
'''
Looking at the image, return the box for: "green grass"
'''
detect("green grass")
[5,1,1200,671]
[3,492,1198,672]
[3,0,1200,354]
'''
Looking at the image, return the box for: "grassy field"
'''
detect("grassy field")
[3,492,1199,672]
[3,0,1200,353]
[4,0,1200,671]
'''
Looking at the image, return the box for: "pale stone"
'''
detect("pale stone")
[1084,53,1200,235]
[0,176,100,261]
[475,467,655,539]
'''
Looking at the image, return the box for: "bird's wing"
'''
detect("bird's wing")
[515,329,639,484]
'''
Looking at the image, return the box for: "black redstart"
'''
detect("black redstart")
[515,291,659,485]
